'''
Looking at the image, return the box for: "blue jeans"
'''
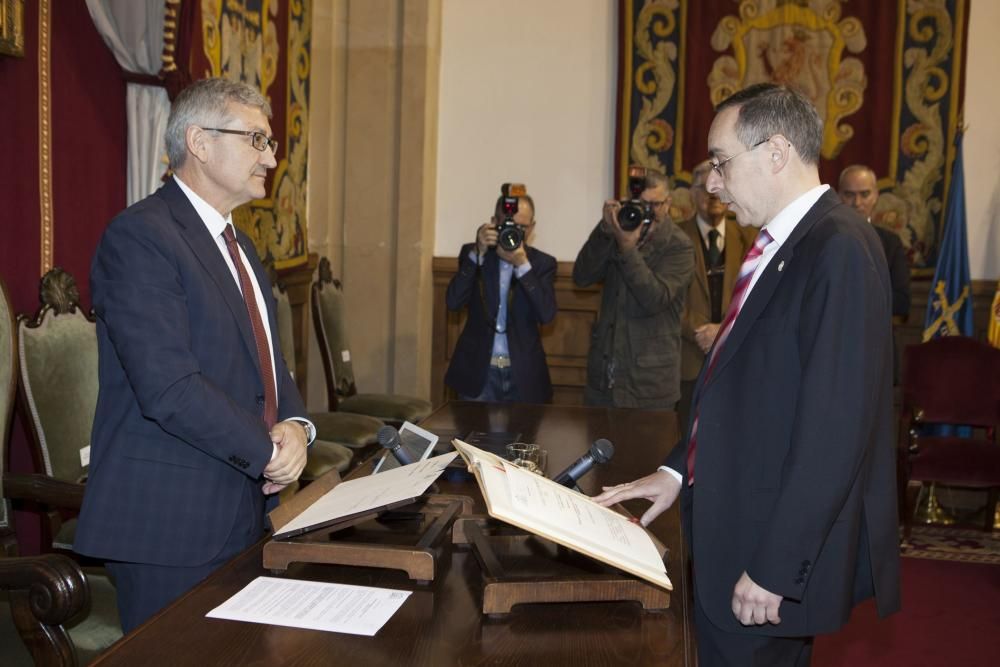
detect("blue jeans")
[458,365,520,402]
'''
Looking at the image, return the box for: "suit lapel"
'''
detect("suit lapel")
[158,180,263,377]
[704,190,838,387]
[682,219,710,303]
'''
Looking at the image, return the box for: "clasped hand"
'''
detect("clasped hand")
[261,420,308,495]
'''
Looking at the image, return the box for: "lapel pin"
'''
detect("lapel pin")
[777,260,785,272]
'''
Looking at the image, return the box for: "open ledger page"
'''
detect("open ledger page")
[452,439,671,590]
[273,452,458,538]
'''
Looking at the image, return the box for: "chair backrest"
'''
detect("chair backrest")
[311,257,357,410]
[901,336,1000,428]
[272,283,298,380]
[17,268,97,485]
[0,278,16,543]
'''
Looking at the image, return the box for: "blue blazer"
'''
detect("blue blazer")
[75,178,305,567]
[444,244,557,403]
[665,190,901,636]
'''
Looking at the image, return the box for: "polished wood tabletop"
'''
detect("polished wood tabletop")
[93,402,693,666]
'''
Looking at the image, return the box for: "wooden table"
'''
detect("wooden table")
[93,402,694,666]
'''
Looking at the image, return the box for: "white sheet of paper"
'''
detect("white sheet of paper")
[206,577,409,636]
[273,452,458,537]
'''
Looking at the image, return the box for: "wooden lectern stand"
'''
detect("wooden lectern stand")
[263,466,473,582]
[453,515,671,616]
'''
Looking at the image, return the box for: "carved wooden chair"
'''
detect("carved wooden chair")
[269,270,378,478]
[16,269,97,552]
[1,275,120,665]
[897,336,1000,539]
[311,257,433,426]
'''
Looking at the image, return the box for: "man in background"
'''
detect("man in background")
[677,160,756,424]
[444,188,557,402]
[75,78,314,632]
[838,164,911,382]
[595,84,900,665]
[573,169,693,409]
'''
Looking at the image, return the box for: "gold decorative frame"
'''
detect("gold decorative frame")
[0,0,24,57]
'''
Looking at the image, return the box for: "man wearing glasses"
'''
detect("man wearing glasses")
[573,168,694,409]
[76,78,314,632]
[595,84,900,665]
[676,160,757,425]
[445,188,557,402]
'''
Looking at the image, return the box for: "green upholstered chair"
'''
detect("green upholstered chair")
[270,280,371,478]
[1,274,121,665]
[311,257,433,426]
[17,268,97,552]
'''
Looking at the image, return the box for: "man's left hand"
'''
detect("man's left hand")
[732,571,782,625]
[497,244,528,267]
[609,211,647,252]
[262,420,308,493]
[694,323,721,354]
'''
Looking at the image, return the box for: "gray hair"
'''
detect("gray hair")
[165,78,272,170]
[715,83,823,165]
[642,169,669,192]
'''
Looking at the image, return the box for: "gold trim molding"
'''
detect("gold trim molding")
[38,0,52,273]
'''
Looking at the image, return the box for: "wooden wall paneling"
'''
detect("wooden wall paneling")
[276,253,318,401]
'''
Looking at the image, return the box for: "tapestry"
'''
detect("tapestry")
[616,0,969,269]
[183,0,311,269]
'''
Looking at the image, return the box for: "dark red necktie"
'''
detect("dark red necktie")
[223,225,277,430]
[686,228,773,485]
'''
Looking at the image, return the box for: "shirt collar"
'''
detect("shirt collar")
[695,214,725,241]
[173,175,233,238]
[762,184,830,248]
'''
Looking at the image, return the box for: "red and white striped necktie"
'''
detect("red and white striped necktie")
[686,228,773,485]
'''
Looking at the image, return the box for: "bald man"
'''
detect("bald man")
[838,165,910,383]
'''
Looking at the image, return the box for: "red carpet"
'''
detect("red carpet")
[813,557,1000,666]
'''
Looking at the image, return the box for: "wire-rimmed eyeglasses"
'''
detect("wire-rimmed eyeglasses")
[710,138,768,178]
[203,128,278,154]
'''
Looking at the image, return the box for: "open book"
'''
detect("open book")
[453,439,671,591]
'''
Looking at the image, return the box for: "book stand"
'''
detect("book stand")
[263,467,473,583]
[452,515,671,616]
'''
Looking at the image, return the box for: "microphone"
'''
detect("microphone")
[552,439,615,488]
[378,425,415,466]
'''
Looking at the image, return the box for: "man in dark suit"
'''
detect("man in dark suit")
[677,160,757,425]
[444,190,557,403]
[75,78,314,633]
[838,164,911,382]
[595,84,900,666]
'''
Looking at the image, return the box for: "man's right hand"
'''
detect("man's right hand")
[591,469,681,527]
[477,220,498,255]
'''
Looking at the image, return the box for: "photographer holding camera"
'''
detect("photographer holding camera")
[445,185,557,403]
[573,167,694,409]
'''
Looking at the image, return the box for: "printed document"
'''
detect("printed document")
[207,577,409,635]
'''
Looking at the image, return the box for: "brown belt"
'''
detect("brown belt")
[490,355,511,369]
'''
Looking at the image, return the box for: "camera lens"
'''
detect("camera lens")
[618,202,644,231]
[497,224,523,251]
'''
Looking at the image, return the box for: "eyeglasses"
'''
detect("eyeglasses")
[710,138,768,178]
[643,199,669,209]
[203,128,278,154]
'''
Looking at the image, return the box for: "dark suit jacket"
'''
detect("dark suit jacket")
[873,225,911,318]
[665,189,900,636]
[75,178,305,567]
[679,216,757,382]
[444,244,557,403]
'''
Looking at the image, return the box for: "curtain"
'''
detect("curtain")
[86,0,169,205]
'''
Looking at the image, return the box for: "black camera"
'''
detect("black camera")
[496,182,527,251]
[618,166,654,231]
